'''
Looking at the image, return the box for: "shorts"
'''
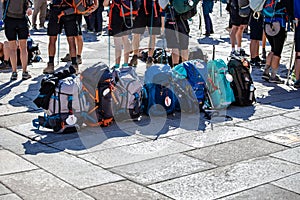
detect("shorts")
[249,14,263,40]
[265,25,286,57]
[295,24,300,52]
[132,4,161,35]
[109,7,132,37]
[77,15,83,36]
[4,17,29,41]
[230,6,249,26]
[47,7,78,37]
[165,17,190,50]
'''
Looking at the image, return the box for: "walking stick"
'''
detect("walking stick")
[57,33,60,66]
[286,22,296,86]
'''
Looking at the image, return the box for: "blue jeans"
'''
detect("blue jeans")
[203,14,213,34]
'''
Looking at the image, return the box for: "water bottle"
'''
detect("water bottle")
[249,84,254,100]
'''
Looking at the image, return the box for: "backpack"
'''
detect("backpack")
[171,0,200,20]
[3,0,28,19]
[32,67,86,133]
[61,0,96,16]
[227,57,256,106]
[112,67,143,121]
[143,64,176,116]
[80,62,115,127]
[262,0,285,18]
[16,37,41,65]
[238,0,251,17]
[172,60,208,113]
[206,59,235,109]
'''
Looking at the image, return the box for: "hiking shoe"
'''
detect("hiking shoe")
[294,79,300,88]
[61,53,71,62]
[146,57,153,68]
[262,72,270,81]
[10,72,18,80]
[129,55,138,66]
[43,62,55,74]
[239,49,249,57]
[22,71,32,80]
[77,55,82,64]
[250,59,261,68]
[269,75,284,84]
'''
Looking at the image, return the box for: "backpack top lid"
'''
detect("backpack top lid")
[144,64,172,85]
[171,0,200,14]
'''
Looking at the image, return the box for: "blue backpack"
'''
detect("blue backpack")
[262,0,285,18]
[206,59,235,109]
[172,60,208,113]
[143,64,176,116]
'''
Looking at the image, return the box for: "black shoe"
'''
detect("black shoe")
[205,32,210,37]
[129,55,138,66]
[22,71,32,80]
[269,75,284,84]
[250,59,261,68]
[239,49,249,57]
[262,72,270,81]
[10,72,18,81]
[294,80,300,88]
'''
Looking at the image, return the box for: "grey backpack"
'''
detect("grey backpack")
[112,67,143,121]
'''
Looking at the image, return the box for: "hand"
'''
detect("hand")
[26,8,32,16]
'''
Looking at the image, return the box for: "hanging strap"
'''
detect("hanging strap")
[2,0,10,21]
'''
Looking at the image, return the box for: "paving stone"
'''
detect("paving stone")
[185,137,287,166]
[0,104,33,116]
[257,126,300,147]
[0,128,58,155]
[24,152,124,189]
[0,169,94,200]
[0,150,37,176]
[0,112,42,128]
[218,184,300,200]
[284,110,300,120]
[149,157,300,200]
[237,116,300,132]
[111,154,216,185]
[0,183,10,196]
[0,194,22,200]
[84,180,171,200]
[49,132,148,155]
[271,146,300,164]
[80,138,194,168]
[169,126,257,148]
[272,173,300,195]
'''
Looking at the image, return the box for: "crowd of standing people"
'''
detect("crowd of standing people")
[0,0,300,89]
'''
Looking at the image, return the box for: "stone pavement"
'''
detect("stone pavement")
[1,3,300,200]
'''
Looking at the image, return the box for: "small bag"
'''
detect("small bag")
[265,21,281,36]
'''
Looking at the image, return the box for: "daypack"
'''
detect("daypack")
[3,0,28,19]
[112,67,143,121]
[206,59,235,109]
[143,64,176,116]
[16,37,41,65]
[262,0,285,18]
[238,0,250,17]
[227,57,256,106]
[33,67,86,133]
[80,62,115,127]
[172,60,208,113]
[171,0,200,19]
[60,0,95,16]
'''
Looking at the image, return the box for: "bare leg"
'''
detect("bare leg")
[8,40,18,72]
[18,39,28,72]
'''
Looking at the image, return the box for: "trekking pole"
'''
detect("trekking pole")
[57,33,60,66]
[286,21,295,86]
[198,1,202,35]
[220,0,222,17]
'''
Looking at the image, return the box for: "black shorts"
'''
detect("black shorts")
[230,6,249,26]
[47,7,78,37]
[4,17,29,41]
[249,14,263,40]
[165,18,190,50]
[265,25,286,57]
[132,4,161,35]
[109,7,132,37]
[295,24,300,52]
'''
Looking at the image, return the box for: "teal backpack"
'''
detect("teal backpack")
[262,0,285,18]
[206,59,235,109]
[171,0,200,19]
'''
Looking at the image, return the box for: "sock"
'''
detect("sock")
[237,47,241,52]
[49,56,54,64]
[77,55,81,58]
[231,48,235,52]
[71,57,77,65]
[271,68,278,78]
[114,63,120,68]
[122,63,128,67]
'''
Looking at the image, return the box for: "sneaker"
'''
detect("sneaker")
[146,57,153,68]
[269,75,284,84]
[43,62,55,74]
[22,71,32,80]
[129,55,138,66]
[39,25,47,30]
[250,59,261,68]
[262,72,270,81]
[230,50,239,57]
[239,49,249,57]
[32,25,38,31]
[294,79,300,88]
[10,72,18,80]
[77,55,82,64]
[61,53,71,62]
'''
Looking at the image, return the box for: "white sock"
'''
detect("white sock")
[237,47,241,52]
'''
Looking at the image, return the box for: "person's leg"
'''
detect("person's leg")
[230,25,238,53]
[262,31,267,60]
[172,48,180,66]
[67,36,77,63]
[3,41,10,62]
[203,14,211,36]
[39,0,48,28]
[122,35,131,65]
[18,39,28,72]
[113,36,122,67]
[31,0,40,29]
[236,25,246,50]
[8,40,18,72]
[295,52,300,87]
[180,49,189,62]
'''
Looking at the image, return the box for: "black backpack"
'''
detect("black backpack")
[227,56,256,106]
